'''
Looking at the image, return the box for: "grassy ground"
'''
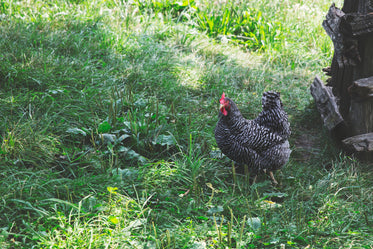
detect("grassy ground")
[0,0,372,248]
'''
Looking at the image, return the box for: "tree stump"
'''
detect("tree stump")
[310,0,373,160]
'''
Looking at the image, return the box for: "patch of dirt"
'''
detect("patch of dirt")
[292,132,321,162]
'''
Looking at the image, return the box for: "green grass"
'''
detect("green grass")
[1,0,372,248]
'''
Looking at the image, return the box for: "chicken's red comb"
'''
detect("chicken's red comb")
[220,92,225,104]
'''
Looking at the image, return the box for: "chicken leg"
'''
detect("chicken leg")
[268,171,278,185]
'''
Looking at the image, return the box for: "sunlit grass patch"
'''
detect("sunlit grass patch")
[0,0,372,248]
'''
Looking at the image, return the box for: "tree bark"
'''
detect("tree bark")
[348,77,373,135]
[310,76,344,131]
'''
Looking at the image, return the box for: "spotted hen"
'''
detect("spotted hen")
[214,92,291,184]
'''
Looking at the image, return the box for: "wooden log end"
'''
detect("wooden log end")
[348,76,373,100]
[342,133,373,152]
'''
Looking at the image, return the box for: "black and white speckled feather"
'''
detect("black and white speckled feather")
[214,92,291,174]
[255,91,291,140]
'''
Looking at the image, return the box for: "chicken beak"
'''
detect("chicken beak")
[219,103,228,116]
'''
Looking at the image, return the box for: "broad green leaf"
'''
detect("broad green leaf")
[66,127,87,136]
[153,134,175,146]
[98,121,111,133]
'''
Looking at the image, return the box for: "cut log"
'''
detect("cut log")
[314,1,373,159]
[310,76,344,131]
[342,133,373,152]
[348,76,373,100]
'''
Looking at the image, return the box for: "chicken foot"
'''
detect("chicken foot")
[268,171,278,185]
[263,169,278,185]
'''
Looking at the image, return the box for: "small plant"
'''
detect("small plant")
[134,0,195,20]
[194,4,283,50]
